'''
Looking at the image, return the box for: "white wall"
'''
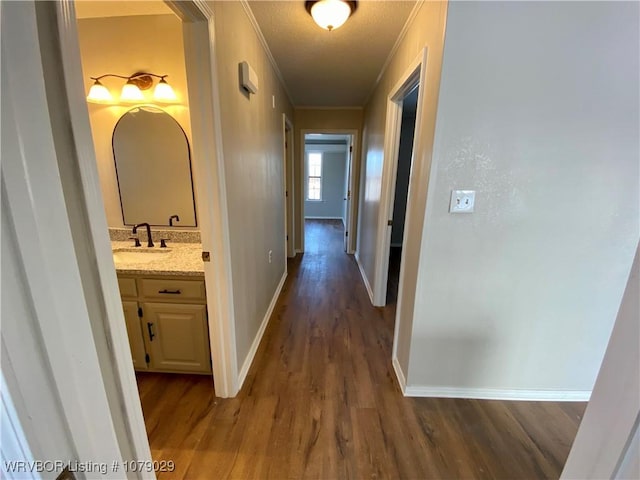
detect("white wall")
[2,190,76,474]
[304,143,347,220]
[562,244,639,479]
[77,14,194,228]
[211,1,294,370]
[405,1,639,396]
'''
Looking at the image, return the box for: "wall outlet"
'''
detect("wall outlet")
[268,250,272,263]
[450,190,475,213]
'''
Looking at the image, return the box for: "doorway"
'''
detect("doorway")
[300,130,357,254]
[386,87,419,305]
[72,0,215,458]
[283,115,295,259]
[49,0,236,466]
[372,50,426,311]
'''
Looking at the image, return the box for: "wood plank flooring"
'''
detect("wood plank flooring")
[136,219,586,479]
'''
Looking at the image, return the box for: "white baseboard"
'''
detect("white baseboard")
[392,356,406,393]
[354,251,374,304]
[237,271,287,390]
[304,216,343,220]
[404,385,592,401]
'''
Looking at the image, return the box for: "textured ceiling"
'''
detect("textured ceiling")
[248,1,416,107]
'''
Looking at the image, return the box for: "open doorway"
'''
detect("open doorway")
[386,87,418,305]
[54,0,236,465]
[303,133,354,254]
[73,0,214,454]
[283,115,295,259]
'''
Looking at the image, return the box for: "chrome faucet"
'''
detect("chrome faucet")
[132,223,154,248]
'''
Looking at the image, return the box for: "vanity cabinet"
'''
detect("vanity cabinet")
[117,275,211,374]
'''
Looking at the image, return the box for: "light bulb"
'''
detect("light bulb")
[153,78,177,102]
[120,81,144,102]
[86,80,113,103]
[310,0,351,31]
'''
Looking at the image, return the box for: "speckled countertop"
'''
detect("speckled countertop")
[112,241,204,277]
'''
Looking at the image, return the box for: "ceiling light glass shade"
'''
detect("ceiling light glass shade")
[310,0,351,31]
[86,80,113,103]
[120,81,145,102]
[153,79,177,102]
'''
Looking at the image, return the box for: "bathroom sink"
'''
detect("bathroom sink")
[112,248,172,264]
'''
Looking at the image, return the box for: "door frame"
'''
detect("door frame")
[2,1,131,474]
[283,114,295,259]
[299,128,359,254]
[373,50,426,308]
[57,0,237,394]
[51,0,236,468]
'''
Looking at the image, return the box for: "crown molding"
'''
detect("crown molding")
[364,0,425,106]
[239,0,295,106]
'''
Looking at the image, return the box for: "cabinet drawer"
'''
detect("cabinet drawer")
[139,278,205,302]
[117,277,137,298]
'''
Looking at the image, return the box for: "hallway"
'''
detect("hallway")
[137,220,585,479]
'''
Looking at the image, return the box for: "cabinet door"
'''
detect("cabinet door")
[122,301,147,371]
[143,303,211,373]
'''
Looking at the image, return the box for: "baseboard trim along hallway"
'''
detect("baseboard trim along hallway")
[392,356,407,393]
[237,271,288,391]
[404,386,592,401]
[354,251,374,304]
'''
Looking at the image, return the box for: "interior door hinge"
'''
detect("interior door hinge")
[349,145,353,153]
[145,353,150,364]
[387,220,393,226]
[138,307,143,317]
[285,190,288,197]
[345,231,348,237]
[286,234,289,241]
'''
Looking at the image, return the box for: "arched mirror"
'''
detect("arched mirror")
[113,106,197,227]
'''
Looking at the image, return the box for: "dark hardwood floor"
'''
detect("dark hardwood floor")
[136,219,586,479]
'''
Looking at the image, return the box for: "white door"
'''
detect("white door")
[344,140,353,252]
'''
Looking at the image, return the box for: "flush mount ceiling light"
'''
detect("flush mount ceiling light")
[305,0,357,31]
[86,72,177,104]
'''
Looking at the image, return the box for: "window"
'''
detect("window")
[307,152,322,201]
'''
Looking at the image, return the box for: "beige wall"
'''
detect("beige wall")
[211,1,294,368]
[405,1,639,394]
[293,108,363,251]
[359,1,448,373]
[77,14,193,228]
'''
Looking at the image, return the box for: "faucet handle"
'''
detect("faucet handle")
[129,236,141,248]
[160,238,169,248]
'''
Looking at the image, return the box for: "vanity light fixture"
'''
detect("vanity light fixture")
[305,0,357,31]
[86,79,113,103]
[86,72,177,104]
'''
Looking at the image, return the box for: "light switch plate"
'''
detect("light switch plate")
[450,190,475,213]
